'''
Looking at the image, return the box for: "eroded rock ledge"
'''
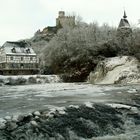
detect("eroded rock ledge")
[89,56,140,84]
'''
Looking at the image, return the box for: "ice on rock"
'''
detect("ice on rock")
[34,111,41,116]
[84,102,93,108]
[4,116,11,121]
[0,118,6,129]
[30,121,38,127]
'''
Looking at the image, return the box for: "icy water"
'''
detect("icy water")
[0,82,140,139]
[0,83,139,118]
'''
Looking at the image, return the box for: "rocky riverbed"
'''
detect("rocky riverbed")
[1,103,140,140]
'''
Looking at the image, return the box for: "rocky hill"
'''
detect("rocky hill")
[27,26,57,55]
[89,56,140,84]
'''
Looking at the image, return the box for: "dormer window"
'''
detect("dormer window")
[11,47,16,53]
[26,48,31,53]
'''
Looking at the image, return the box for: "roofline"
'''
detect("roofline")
[3,41,31,47]
[6,40,27,43]
[6,53,37,56]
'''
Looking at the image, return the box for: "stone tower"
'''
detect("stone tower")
[118,11,130,28]
[117,11,133,53]
[117,11,132,37]
[58,11,65,17]
[56,11,75,28]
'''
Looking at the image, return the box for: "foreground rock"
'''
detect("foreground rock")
[89,56,140,84]
[0,103,140,140]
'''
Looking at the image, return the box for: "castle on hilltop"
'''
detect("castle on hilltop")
[56,11,75,28]
[34,11,75,40]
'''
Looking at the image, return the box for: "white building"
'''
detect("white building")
[0,41,39,75]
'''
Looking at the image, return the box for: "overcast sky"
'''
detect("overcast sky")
[0,0,140,45]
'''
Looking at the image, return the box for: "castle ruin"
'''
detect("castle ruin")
[56,11,75,28]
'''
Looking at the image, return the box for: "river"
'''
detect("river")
[0,82,140,139]
[0,83,139,118]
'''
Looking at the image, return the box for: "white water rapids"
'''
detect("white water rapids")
[0,77,140,139]
[0,82,139,117]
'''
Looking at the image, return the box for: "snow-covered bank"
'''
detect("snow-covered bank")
[89,56,140,84]
[0,75,61,86]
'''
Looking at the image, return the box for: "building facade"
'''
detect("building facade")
[0,41,39,75]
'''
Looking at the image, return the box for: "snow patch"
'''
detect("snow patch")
[107,103,132,109]
[127,89,138,93]
[107,103,139,113]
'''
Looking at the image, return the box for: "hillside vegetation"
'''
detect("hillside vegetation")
[30,21,140,82]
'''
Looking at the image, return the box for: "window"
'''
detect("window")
[20,64,24,68]
[2,64,5,68]
[30,57,33,61]
[11,63,15,68]
[29,64,33,68]
[10,56,13,60]
[11,63,18,68]
[26,48,31,53]
[21,57,23,61]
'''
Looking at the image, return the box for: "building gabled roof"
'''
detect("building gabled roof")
[2,41,36,56]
